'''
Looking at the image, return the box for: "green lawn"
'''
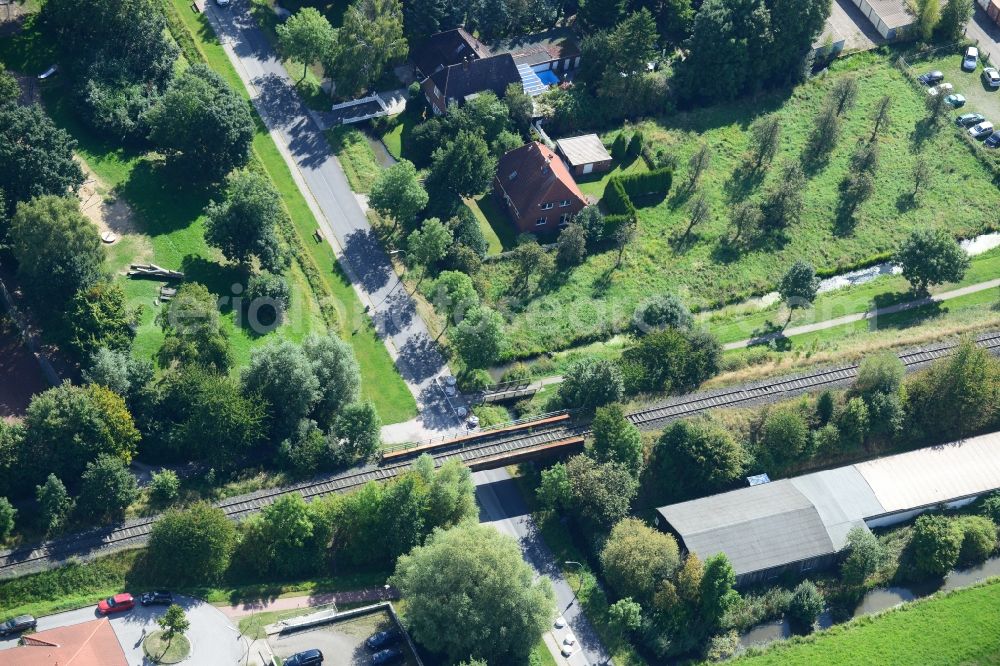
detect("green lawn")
[482,50,1000,359]
[326,126,382,194]
[735,578,1000,665]
[466,195,515,254]
[144,631,191,664]
[165,0,416,422]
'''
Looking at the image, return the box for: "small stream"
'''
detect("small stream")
[738,555,1000,648]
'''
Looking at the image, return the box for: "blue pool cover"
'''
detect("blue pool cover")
[537,70,559,86]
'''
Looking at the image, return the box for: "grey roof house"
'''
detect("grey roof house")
[656,431,1000,585]
[421,54,521,115]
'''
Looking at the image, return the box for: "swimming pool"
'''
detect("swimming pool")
[537,70,560,86]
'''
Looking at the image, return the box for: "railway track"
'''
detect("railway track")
[4,331,999,579]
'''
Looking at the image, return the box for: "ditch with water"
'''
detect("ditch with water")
[738,554,1000,649]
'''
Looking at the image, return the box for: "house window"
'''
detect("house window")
[559,199,571,207]
[541,202,555,210]
[508,171,518,181]
[559,214,570,225]
[536,217,547,226]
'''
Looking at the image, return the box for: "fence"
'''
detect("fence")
[380,409,570,455]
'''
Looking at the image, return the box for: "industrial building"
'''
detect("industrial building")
[655,431,1000,586]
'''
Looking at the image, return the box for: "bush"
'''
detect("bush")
[603,177,634,215]
[0,497,15,541]
[619,167,672,198]
[981,492,1000,523]
[246,271,291,312]
[611,132,629,160]
[558,358,624,411]
[150,470,180,503]
[147,503,236,584]
[910,514,963,579]
[600,518,679,604]
[958,515,997,564]
[457,368,492,393]
[627,131,644,157]
[786,581,824,631]
[472,404,510,428]
[757,409,809,470]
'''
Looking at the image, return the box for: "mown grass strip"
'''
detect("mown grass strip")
[165,0,416,422]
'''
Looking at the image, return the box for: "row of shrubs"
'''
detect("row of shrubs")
[603,167,674,215]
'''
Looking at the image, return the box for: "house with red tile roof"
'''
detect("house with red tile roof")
[493,142,589,234]
[0,618,127,666]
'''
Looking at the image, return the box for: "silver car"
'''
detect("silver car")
[983,67,1000,88]
[964,46,980,72]
[969,121,994,139]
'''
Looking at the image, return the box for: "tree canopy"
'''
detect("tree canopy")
[0,105,83,221]
[450,306,506,369]
[276,8,336,81]
[601,518,680,605]
[205,170,287,271]
[148,503,237,584]
[10,196,104,315]
[328,0,408,96]
[646,418,747,504]
[369,160,429,229]
[157,283,233,373]
[146,65,254,181]
[895,228,969,294]
[242,339,322,442]
[392,523,554,663]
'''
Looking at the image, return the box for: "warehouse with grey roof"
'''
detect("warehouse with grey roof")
[655,431,1000,585]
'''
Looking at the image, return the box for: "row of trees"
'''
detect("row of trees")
[277,1,407,98]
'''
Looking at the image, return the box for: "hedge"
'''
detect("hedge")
[602,167,673,215]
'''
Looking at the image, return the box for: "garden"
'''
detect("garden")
[481,50,1000,360]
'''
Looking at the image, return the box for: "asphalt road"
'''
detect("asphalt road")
[0,595,244,664]
[202,0,464,437]
[474,468,612,666]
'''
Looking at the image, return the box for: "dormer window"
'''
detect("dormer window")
[559,200,571,207]
[541,202,554,210]
[509,171,518,181]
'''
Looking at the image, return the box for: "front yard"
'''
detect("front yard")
[482,50,1000,359]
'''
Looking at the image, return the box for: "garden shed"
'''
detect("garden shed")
[556,134,613,175]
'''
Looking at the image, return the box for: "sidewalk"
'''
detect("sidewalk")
[200,1,465,436]
[725,277,1000,350]
[219,586,399,619]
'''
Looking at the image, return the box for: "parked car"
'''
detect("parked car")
[956,113,986,126]
[284,649,324,666]
[97,593,135,615]
[983,67,1000,87]
[372,648,404,665]
[918,70,944,85]
[561,643,575,657]
[964,46,980,71]
[928,83,954,96]
[969,121,994,139]
[215,0,231,6]
[140,591,173,606]
[366,630,401,650]
[0,615,36,637]
[985,133,1000,148]
[945,93,967,107]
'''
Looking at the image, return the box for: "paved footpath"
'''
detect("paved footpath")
[202,0,465,440]
[725,277,1000,350]
[220,587,399,619]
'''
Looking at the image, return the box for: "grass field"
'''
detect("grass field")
[483,50,1000,359]
[466,194,516,254]
[735,578,1000,665]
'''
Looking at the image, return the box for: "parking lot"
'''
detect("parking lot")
[908,46,1000,131]
[269,609,419,666]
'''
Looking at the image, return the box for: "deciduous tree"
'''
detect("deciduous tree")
[559,358,624,411]
[841,525,888,587]
[392,523,554,664]
[911,514,962,579]
[779,260,819,317]
[148,503,237,584]
[427,131,496,199]
[565,455,638,531]
[600,518,680,604]
[36,474,73,535]
[408,217,453,282]
[591,403,643,473]
[157,283,233,373]
[78,455,138,521]
[66,281,141,360]
[369,160,428,230]
[450,306,505,369]
[327,0,407,96]
[895,228,968,294]
[303,334,361,429]
[276,8,336,81]
[646,418,747,503]
[10,196,104,314]
[205,170,287,271]
[146,65,254,181]
[242,339,321,441]
[556,223,588,268]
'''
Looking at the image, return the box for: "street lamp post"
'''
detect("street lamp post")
[564,560,583,610]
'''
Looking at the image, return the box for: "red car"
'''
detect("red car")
[97,593,134,615]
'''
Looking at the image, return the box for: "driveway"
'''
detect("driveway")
[200,0,465,438]
[0,595,245,664]
[968,5,1000,64]
[474,468,611,666]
